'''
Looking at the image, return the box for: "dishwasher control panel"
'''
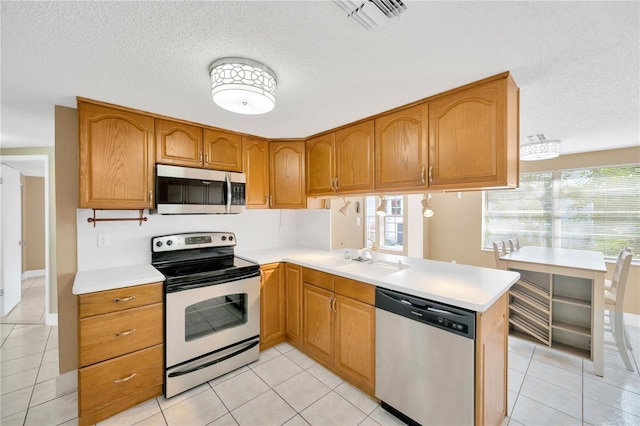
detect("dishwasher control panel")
[376,287,476,339]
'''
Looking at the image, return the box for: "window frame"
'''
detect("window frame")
[364,195,408,255]
[482,163,640,261]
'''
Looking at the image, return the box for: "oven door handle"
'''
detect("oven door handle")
[167,270,260,292]
[167,340,259,378]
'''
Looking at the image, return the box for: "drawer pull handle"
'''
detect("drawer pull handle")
[114,328,136,337]
[113,373,136,383]
[113,295,136,303]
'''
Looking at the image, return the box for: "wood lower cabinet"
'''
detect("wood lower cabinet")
[476,293,508,426]
[77,283,163,426]
[270,140,306,209]
[243,137,270,208]
[375,103,429,191]
[155,118,203,168]
[78,100,155,209]
[260,263,286,350]
[284,264,303,345]
[203,128,243,171]
[428,75,519,190]
[297,267,376,396]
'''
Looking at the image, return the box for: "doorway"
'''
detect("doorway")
[0,155,50,324]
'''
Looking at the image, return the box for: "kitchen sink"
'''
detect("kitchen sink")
[337,259,408,276]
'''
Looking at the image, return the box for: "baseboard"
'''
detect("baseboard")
[22,269,46,279]
[46,313,58,326]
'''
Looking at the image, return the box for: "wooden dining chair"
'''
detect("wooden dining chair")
[604,248,634,371]
[492,240,508,270]
[508,238,520,253]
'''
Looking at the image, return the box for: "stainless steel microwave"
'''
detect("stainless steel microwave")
[154,164,246,214]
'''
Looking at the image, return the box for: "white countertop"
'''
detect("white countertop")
[501,246,607,272]
[73,264,165,295]
[238,247,520,312]
[72,247,519,312]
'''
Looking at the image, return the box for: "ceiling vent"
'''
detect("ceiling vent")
[334,0,407,30]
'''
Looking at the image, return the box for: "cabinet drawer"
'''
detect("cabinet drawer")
[334,276,375,305]
[79,303,163,366]
[302,267,334,291]
[78,282,163,318]
[78,344,163,426]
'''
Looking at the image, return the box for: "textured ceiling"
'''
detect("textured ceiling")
[1,1,639,158]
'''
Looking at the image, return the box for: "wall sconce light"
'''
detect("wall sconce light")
[422,194,435,218]
[339,198,352,215]
[376,197,388,216]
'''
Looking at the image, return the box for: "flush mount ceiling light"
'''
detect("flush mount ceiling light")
[422,194,435,218]
[334,0,407,30]
[520,134,560,161]
[376,197,388,216]
[209,57,277,115]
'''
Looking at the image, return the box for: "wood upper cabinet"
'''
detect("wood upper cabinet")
[375,103,429,191]
[155,118,203,167]
[306,133,335,196]
[476,293,508,426]
[269,140,306,209]
[428,75,519,190]
[78,101,155,209]
[203,128,243,172]
[306,121,375,196]
[285,263,303,345]
[243,136,270,209]
[260,263,285,350]
[335,120,375,193]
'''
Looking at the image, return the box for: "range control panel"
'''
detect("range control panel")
[152,232,235,252]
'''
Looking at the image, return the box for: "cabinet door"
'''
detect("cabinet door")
[270,140,306,209]
[306,133,335,196]
[303,284,334,366]
[260,263,285,350]
[79,102,155,209]
[334,295,375,395]
[476,293,508,426]
[375,103,429,191]
[335,120,375,193]
[285,264,303,345]
[203,128,243,172]
[243,137,270,209]
[429,77,519,190]
[155,118,203,168]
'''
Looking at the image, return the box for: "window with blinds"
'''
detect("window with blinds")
[484,165,640,258]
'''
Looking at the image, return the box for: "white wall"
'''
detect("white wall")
[77,209,301,270]
[295,208,331,250]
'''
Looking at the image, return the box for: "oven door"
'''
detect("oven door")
[165,275,260,368]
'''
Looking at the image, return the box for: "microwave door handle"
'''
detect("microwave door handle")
[226,172,232,213]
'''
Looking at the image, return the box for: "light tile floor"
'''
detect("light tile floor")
[1,278,639,425]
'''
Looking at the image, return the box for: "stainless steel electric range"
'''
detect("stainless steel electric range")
[151,232,260,398]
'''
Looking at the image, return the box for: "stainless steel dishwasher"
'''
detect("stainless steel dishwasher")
[375,287,476,426]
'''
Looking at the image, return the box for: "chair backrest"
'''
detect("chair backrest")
[611,248,633,308]
[492,240,508,269]
[508,238,520,252]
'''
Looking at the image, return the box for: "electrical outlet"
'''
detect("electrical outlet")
[97,233,110,248]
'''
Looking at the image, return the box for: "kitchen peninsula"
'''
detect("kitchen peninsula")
[238,247,520,425]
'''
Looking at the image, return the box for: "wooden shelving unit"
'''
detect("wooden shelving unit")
[508,269,593,356]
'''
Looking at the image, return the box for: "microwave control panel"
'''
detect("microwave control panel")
[230,183,245,205]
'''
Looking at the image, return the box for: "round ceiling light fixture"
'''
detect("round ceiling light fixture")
[209,57,277,115]
[520,134,560,161]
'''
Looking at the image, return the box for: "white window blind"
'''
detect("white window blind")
[484,165,640,258]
